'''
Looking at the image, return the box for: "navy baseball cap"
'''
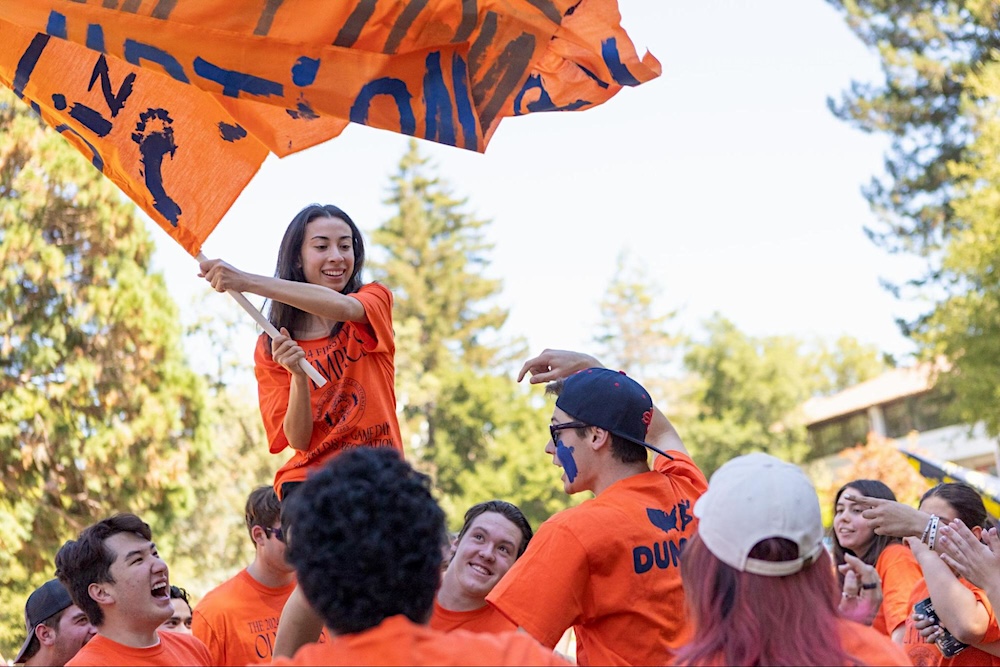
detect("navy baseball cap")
[15,579,74,663]
[555,368,672,460]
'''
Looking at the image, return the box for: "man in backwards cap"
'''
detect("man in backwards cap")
[488,350,708,666]
[14,579,95,666]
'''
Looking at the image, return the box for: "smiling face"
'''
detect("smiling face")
[442,512,523,602]
[834,487,877,557]
[96,532,172,629]
[46,604,95,665]
[299,216,355,292]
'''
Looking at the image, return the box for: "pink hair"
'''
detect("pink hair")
[674,534,858,666]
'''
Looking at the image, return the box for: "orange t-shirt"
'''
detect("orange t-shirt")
[487,452,708,666]
[429,599,517,634]
[675,617,911,666]
[903,578,1000,666]
[193,568,317,665]
[271,614,568,666]
[65,631,210,666]
[871,542,923,637]
[254,282,403,493]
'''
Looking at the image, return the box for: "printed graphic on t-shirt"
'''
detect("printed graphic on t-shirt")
[316,377,366,435]
[247,615,281,661]
[306,328,370,388]
[633,500,694,574]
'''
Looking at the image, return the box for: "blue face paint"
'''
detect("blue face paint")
[555,439,578,483]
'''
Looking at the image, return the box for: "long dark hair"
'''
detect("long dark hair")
[267,203,366,339]
[831,479,901,583]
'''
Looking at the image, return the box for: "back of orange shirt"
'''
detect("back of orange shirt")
[489,452,708,666]
[65,631,210,666]
[271,615,567,666]
[254,283,403,492]
[193,568,305,665]
[429,599,516,634]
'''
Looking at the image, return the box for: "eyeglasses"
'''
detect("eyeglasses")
[264,526,285,543]
[549,421,589,443]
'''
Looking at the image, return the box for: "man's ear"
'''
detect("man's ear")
[590,427,611,451]
[250,525,267,548]
[89,581,113,606]
[35,622,57,647]
[972,525,984,540]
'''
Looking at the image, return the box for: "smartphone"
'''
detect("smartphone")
[914,597,968,658]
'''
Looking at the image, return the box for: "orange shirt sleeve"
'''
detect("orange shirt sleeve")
[972,584,1000,644]
[347,283,394,354]
[875,543,922,636]
[487,521,589,648]
[254,333,293,455]
[653,450,709,496]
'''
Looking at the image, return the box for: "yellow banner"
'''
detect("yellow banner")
[0,1,659,254]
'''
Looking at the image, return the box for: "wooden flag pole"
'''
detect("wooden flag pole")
[196,253,327,387]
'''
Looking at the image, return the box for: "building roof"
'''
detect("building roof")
[803,363,936,425]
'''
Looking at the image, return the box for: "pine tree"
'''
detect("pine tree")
[369,140,509,457]
[593,251,679,404]
[368,140,572,524]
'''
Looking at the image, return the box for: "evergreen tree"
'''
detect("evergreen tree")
[368,140,509,458]
[0,90,211,656]
[915,62,1000,434]
[368,140,572,523]
[593,250,679,406]
[828,0,1000,433]
[826,0,999,264]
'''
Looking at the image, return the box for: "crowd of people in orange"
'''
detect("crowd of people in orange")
[14,204,1000,666]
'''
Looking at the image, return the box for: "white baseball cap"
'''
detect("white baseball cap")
[694,452,824,577]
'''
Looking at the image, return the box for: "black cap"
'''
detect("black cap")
[555,368,673,460]
[14,579,74,664]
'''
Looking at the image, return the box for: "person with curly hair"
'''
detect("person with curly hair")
[271,448,567,666]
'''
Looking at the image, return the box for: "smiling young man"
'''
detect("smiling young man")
[54,513,210,666]
[14,578,95,666]
[487,350,709,666]
[431,501,533,634]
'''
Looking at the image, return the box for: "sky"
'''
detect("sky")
[150,0,927,381]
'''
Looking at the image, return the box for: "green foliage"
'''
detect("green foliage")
[429,367,581,531]
[368,140,571,527]
[914,61,1000,434]
[676,318,888,475]
[593,251,680,403]
[828,0,1000,436]
[167,386,276,600]
[812,334,892,395]
[678,315,816,475]
[825,0,999,263]
[0,90,211,657]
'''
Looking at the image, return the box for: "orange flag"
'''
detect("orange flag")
[0,1,660,255]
